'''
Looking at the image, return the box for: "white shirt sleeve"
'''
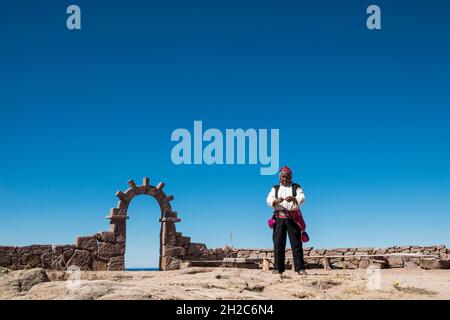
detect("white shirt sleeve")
[266,187,276,207]
[295,186,305,207]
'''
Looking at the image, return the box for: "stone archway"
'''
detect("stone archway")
[106,177,182,270]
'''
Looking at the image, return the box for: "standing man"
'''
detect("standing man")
[266,166,307,275]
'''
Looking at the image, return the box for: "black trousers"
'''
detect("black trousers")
[272,217,305,272]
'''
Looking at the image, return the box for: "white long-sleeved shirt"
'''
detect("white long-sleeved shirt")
[266,184,305,211]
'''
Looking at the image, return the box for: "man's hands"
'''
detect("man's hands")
[285,196,297,204]
[273,198,284,206]
[273,196,297,206]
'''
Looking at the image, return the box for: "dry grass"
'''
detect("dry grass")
[393,283,437,296]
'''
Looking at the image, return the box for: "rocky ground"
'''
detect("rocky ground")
[1,267,449,300]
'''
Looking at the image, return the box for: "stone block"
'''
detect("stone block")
[41,252,53,269]
[331,261,346,269]
[330,257,344,263]
[0,252,12,267]
[93,257,108,271]
[387,255,404,268]
[108,256,124,271]
[420,258,449,270]
[164,257,181,270]
[325,251,343,256]
[187,243,207,256]
[164,247,185,257]
[98,232,117,243]
[179,261,192,270]
[178,236,191,247]
[309,250,320,256]
[404,260,420,269]
[370,259,386,269]
[22,254,42,268]
[75,236,98,252]
[216,253,224,259]
[0,246,16,254]
[17,245,52,256]
[97,243,125,258]
[305,257,320,264]
[344,256,354,261]
[357,247,374,252]
[359,259,371,269]
[66,250,92,271]
[237,250,250,257]
[54,245,76,254]
[51,254,66,271]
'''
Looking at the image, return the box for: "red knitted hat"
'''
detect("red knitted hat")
[279,166,292,175]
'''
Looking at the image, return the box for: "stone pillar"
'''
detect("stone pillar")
[159,214,181,270]
[107,215,128,271]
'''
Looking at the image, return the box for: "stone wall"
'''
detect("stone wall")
[0,231,125,271]
[179,245,450,270]
[2,242,449,271]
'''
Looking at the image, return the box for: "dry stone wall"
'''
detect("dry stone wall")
[179,245,450,270]
[0,232,125,271]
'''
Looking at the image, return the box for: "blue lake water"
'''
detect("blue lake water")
[125,268,160,271]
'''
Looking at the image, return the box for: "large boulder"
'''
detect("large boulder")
[20,268,49,291]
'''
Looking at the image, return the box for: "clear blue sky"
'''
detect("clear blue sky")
[1,1,449,267]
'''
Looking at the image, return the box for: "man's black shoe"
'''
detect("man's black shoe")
[271,270,284,274]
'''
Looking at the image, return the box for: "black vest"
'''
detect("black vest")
[273,183,301,199]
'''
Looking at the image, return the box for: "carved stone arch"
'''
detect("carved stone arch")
[106,177,181,270]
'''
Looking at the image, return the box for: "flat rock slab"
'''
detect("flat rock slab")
[1,268,450,300]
